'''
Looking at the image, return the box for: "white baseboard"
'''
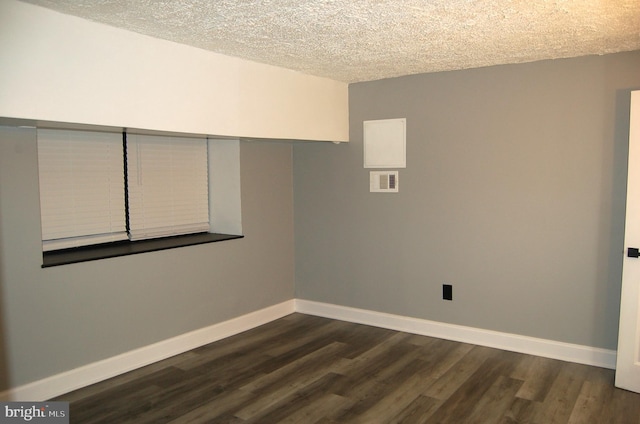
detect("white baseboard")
[294,299,617,370]
[1,298,616,401]
[1,300,295,401]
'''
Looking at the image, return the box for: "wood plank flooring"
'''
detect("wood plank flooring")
[55,313,640,423]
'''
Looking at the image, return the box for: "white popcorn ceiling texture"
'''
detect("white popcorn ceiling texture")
[22,0,640,83]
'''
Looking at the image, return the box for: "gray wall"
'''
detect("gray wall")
[294,51,640,350]
[0,128,294,389]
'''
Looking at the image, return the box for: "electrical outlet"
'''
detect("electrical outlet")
[443,284,452,301]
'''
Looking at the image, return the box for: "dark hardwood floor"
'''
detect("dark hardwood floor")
[55,313,640,423]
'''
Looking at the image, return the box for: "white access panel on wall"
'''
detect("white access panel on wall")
[363,118,406,168]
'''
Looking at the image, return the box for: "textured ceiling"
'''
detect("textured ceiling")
[21,0,640,83]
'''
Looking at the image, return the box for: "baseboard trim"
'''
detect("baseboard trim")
[294,299,617,370]
[1,300,295,401]
[2,298,616,401]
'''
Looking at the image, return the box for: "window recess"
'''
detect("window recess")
[37,128,243,267]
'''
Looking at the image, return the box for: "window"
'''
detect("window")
[37,128,243,266]
[126,134,209,240]
[37,129,127,251]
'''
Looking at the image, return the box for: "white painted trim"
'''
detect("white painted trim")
[0,300,295,401]
[294,299,617,370]
[0,298,617,401]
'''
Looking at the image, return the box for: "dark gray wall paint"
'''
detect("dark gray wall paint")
[294,51,640,350]
[0,129,294,388]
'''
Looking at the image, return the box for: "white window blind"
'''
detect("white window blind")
[126,134,209,240]
[37,129,127,251]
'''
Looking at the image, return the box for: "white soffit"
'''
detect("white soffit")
[20,0,640,83]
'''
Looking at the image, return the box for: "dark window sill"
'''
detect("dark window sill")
[42,232,244,268]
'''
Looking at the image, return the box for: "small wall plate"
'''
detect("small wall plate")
[370,171,399,192]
